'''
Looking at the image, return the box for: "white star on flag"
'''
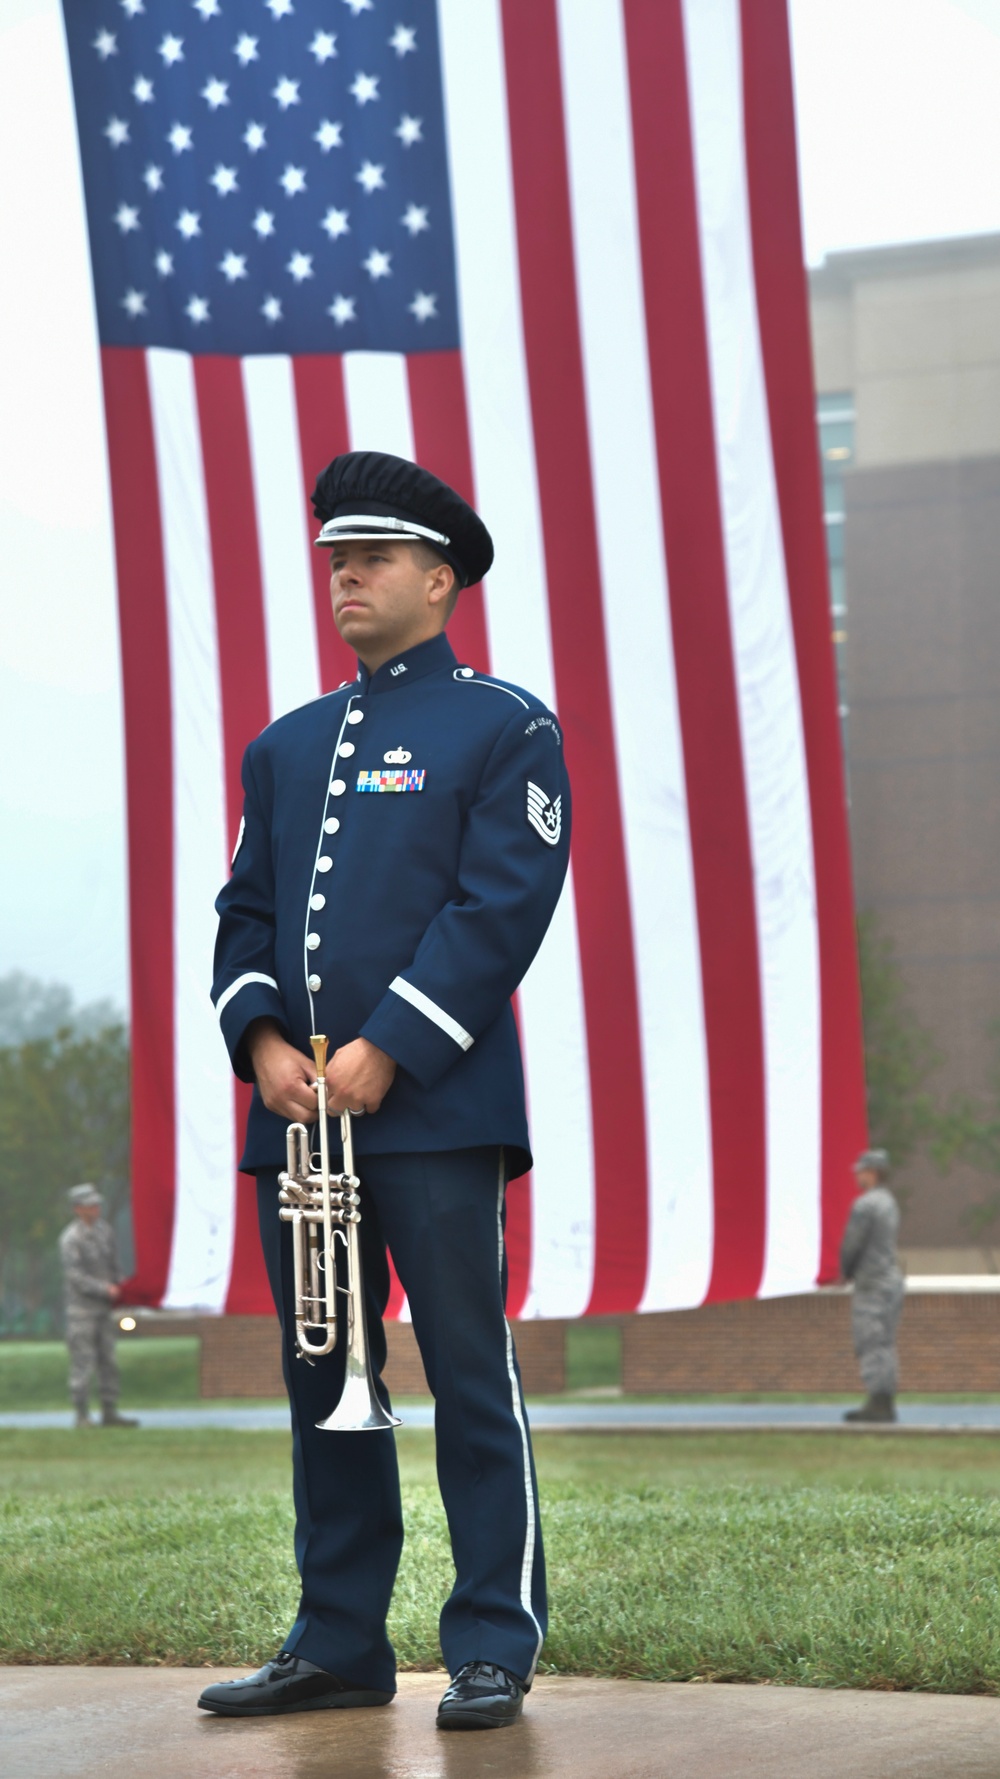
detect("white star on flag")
[342,0,373,14]
[155,250,174,276]
[132,75,154,103]
[122,288,147,315]
[167,123,193,154]
[120,0,144,17]
[158,35,184,66]
[104,117,130,148]
[395,114,422,147]
[280,165,307,197]
[401,203,428,236]
[234,36,259,66]
[350,72,379,105]
[219,251,248,282]
[201,77,229,109]
[193,0,221,18]
[363,247,392,280]
[390,26,417,57]
[287,251,314,281]
[144,164,164,191]
[356,161,385,194]
[408,290,437,323]
[328,293,357,325]
[185,295,210,324]
[314,120,343,151]
[94,31,117,59]
[243,122,267,153]
[262,295,283,324]
[321,206,350,239]
[176,208,201,238]
[272,77,300,109]
[210,165,239,196]
[252,209,276,238]
[267,0,295,18]
[114,202,140,233]
[309,31,338,63]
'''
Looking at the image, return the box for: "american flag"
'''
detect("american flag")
[62,0,866,1318]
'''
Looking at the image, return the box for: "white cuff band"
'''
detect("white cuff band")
[389,977,473,1051]
[215,972,279,1020]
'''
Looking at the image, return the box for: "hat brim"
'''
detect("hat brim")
[314,527,427,548]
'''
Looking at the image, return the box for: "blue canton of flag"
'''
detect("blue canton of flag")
[61,0,459,355]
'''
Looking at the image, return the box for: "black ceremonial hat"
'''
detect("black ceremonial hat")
[311,451,494,589]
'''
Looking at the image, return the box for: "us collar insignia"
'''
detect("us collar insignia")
[357,768,426,793]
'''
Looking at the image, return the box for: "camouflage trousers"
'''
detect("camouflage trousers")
[66,1310,120,1413]
[851,1274,905,1396]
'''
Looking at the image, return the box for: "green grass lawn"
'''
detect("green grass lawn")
[4,1427,1000,1691]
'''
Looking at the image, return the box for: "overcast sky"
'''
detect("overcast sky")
[3,0,1000,1013]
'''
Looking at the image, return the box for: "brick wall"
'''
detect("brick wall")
[200,1314,566,1399]
[621,1291,1000,1393]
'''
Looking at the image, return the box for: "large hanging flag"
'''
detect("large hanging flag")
[62,0,865,1317]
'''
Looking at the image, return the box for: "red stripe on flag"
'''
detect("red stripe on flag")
[193,357,274,1314]
[292,356,356,693]
[407,348,533,1311]
[501,0,650,1313]
[407,351,491,675]
[739,0,866,1278]
[101,348,175,1306]
[623,0,768,1301]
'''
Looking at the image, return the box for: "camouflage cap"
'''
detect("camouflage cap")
[68,1183,103,1207]
[853,1149,890,1178]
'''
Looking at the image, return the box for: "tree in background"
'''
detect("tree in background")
[0,974,128,1334]
[857,914,1000,1231]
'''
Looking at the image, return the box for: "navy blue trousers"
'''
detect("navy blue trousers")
[255,1146,547,1694]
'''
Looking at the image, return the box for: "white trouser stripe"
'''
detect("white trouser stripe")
[389,976,473,1051]
[497,1153,544,1680]
[214,971,279,1020]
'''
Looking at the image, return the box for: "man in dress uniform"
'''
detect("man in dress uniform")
[199,452,571,1731]
[59,1183,136,1429]
[841,1149,904,1424]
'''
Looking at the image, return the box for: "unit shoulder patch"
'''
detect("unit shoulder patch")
[526,781,562,846]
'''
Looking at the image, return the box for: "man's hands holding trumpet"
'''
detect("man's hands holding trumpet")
[246,1018,397,1123]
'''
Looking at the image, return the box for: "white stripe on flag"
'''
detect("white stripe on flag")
[683,0,821,1294]
[558,0,714,1311]
[242,355,321,722]
[146,348,237,1312]
[343,352,415,460]
[439,0,595,1316]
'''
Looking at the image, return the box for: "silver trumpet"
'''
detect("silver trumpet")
[277,1034,400,1433]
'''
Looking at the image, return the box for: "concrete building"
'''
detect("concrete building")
[810,234,1000,1246]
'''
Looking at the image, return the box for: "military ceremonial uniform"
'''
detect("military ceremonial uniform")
[59,1203,121,1421]
[210,455,571,1711]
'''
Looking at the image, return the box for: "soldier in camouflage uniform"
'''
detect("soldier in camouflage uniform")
[840,1149,904,1424]
[59,1184,136,1429]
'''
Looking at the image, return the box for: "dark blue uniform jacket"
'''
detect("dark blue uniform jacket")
[212,632,571,1179]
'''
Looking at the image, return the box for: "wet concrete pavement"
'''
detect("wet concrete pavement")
[3,1668,1000,1779]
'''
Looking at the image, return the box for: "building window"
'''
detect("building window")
[816,392,855,747]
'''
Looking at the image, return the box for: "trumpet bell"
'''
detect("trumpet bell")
[315,1339,401,1432]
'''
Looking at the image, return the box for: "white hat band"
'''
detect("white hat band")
[314,513,452,549]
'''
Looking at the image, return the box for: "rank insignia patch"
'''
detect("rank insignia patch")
[357,769,426,793]
[526,781,562,845]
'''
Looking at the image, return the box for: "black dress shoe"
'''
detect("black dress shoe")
[436,1662,525,1731]
[198,1651,394,1717]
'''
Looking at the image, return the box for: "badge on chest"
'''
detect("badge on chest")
[357,767,426,793]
